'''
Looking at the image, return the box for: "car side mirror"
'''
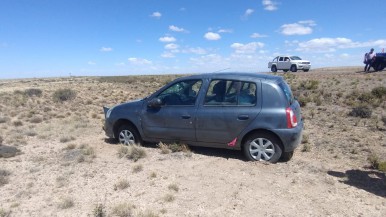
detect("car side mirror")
[147,98,162,108]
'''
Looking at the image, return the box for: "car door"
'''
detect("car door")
[141,79,202,142]
[195,79,261,146]
[282,57,291,69]
[277,56,285,70]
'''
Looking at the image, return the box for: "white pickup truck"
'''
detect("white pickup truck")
[268,56,311,72]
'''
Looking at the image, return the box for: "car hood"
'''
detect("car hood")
[292,59,310,63]
[104,99,144,116]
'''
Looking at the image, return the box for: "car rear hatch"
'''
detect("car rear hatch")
[278,81,302,127]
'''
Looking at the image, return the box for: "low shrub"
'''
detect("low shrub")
[371,86,386,99]
[93,204,106,217]
[348,106,372,118]
[367,153,386,172]
[126,145,146,162]
[58,197,74,209]
[0,169,11,187]
[53,88,77,102]
[24,88,42,97]
[112,203,134,217]
[299,80,319,90]
[114,179,130,190]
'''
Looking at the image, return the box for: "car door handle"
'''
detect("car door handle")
[237,115,249,120]
[181,115,191,119]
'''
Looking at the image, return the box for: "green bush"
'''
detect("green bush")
[371,86,386,99]
[53,88,76,102]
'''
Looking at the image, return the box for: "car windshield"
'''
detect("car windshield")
[290,56,302,60]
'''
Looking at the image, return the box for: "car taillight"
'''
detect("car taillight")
[286,107,298,128]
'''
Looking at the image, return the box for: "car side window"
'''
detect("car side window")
[158,80,202,106]
[279,57,284,61]
[204,79,256,106]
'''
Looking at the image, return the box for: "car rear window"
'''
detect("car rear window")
[278,81,294,105]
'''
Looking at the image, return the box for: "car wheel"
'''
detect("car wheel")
[243,133,282,163]
[280,151,294,162]
[271,65,277,72]
[290,65,297,72]
[116,124,141,146]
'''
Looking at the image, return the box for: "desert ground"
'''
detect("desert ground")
[0,67,385,217]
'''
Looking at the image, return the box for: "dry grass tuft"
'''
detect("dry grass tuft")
[168,183,179,192]
[114,179,130,190]
[0,169,11,187]
[92,203,106,217]
[57,197,75,209]
[126,145,146,162]
[132,164,143,173]
[112,203,134,217]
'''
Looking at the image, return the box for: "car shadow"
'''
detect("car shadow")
[188,146,245,161]
[327,169,386,198]
[103,139,290,162]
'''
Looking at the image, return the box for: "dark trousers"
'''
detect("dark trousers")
[364,60,372,71]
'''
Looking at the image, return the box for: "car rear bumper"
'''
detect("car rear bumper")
[274,121,303,152]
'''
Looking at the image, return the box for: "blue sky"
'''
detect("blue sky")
[1,0,386,79]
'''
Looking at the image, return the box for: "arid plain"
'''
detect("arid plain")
[1,67,385,217]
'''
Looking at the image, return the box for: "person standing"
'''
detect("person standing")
[365,48,376,72]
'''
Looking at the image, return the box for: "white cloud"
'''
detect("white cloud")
[262,0,278,11]
[88,61,96,65]
[159,36,176,43]
[115,62,126,66]
[250,33,268,38]
[100,47,112,52]
[164,43,179,50]
[297,38,355,52]
[161,52,175,58]
[169,25,186,32]
[204,32,221,41]
[183,47,207,55]
[280,21,316,35]
[340,53,350,58]
[128,57,152,65]
[150,12,162,19]
[218,29,233,33]
[245,9,254,16]
[190,54,225,66]
[230,42,265,54]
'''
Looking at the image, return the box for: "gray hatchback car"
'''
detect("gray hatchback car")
[103,72,303,163]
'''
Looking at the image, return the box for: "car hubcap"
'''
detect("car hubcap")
[119,130,135,145]
[249,138,275,161]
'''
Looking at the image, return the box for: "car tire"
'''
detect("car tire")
[116,124,142,146]
[271,65,277,72]
[243,132,282,163]
[280,151,294,162]
[290,65,297,72]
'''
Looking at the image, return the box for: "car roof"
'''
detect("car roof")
[180,72,283,83]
